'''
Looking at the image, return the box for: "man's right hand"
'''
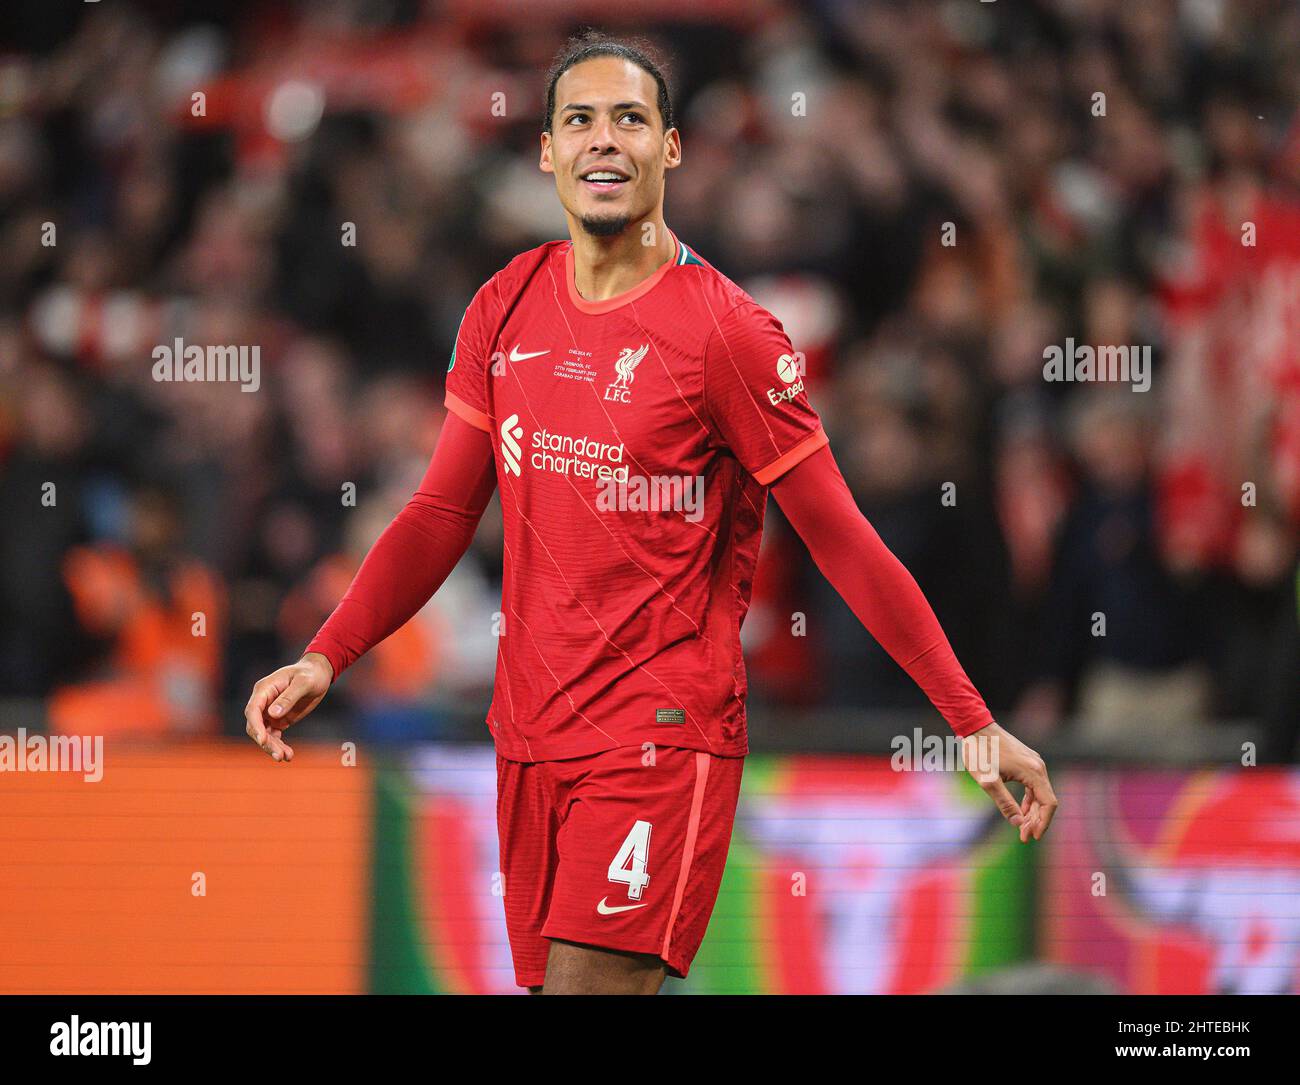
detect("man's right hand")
[243,652,334,762]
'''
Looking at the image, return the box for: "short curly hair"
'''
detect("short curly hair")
[542,29,674,135]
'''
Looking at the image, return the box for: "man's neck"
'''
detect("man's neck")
[569,219,675,302]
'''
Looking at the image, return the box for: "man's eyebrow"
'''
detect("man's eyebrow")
[558,101,650,113]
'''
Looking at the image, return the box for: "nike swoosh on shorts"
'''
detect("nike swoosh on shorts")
[596,897,648,915]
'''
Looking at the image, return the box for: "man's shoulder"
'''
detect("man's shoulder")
[478,239,568,304]
[661,237,762,327]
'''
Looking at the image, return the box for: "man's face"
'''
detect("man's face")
[541,57,680,238]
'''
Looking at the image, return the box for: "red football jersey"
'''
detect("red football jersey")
[444,230,828,761]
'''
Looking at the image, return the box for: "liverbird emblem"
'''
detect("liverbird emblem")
[604,343,649,403]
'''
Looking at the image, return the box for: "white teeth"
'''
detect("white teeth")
[584,172,625,181]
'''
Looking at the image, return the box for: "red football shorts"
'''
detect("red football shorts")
[495,744,745,988]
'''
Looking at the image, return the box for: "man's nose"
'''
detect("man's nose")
[587,116,621,151]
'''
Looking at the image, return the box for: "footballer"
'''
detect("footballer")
[244,31,1058,995]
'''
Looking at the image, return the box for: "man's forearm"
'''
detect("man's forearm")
[771,445,995,737]
[305,412,497,681]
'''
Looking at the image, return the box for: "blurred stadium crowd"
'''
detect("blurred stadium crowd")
[0,0,1296,757]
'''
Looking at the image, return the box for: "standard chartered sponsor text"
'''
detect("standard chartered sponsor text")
[531,426,629,480]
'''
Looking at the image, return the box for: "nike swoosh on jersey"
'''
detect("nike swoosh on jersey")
[596,897,648,915]
[509,345,550,362]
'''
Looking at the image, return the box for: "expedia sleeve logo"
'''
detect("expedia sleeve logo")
[767,352,805,405]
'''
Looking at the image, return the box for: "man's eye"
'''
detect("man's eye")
[565,113,642,125]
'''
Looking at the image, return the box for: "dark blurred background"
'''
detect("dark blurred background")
[1,0,1297,760]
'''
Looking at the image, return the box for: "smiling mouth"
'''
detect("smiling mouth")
[580,168,630,193]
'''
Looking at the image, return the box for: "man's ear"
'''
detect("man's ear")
[663,128,682,170]
[539,132,553,174]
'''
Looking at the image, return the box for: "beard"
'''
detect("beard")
[578,211,631,237]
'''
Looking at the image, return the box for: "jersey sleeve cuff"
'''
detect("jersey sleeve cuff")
[303,636,344,685]
[949,711,996,738]
[445,391,492,433]
[752,427,830,486]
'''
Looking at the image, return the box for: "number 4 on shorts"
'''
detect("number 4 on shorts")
[608,820,653,900]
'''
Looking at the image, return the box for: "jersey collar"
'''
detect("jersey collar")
[564,229,681,315]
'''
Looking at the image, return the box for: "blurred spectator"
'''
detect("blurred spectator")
[48,481,224,737]
[1020,390,1212,741]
